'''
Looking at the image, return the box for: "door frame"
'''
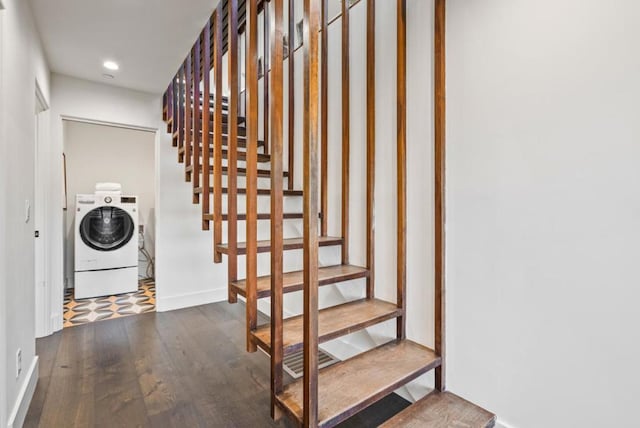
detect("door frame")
[34,80,51,338]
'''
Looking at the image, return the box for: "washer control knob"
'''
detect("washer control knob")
[104,196,112,204]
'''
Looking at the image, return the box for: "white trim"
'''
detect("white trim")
[495,419,518,428]
[60,115,157,133]
[156,288,228,312]
[35,80,49,111]
[6,357,38,428]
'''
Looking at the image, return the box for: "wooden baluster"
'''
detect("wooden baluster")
[341,0,350,265]
[396,0,407,339]
[320,0,328,236]
[193,36,202,203]
[366,0,376,300]
[185,49,193,175]
[263,1,270,155]
[172,73,178,146]
[269,0,285,419]
[178,65,185,158]
[246,0,259,353]
[287,0,295,190]
[213,7,224,263]
[434,0,447,392]
[227,0,239,303]
[203,20,212,231]
[303,0,321,425]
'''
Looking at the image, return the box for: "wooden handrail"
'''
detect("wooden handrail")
[185,48,193,171]
[192,36,202,202]
[434,0,447,392]
[287,0,295,191]
[366,0,376,300]
[341,0,350,266]
[263,2,270,156]
[269,0,285,418]
[245,0,259,354]
[213,7,224,263]
[302,0,321,425]
[320,0,328,236]
[396,0,406,339]
[178,65,185,155]
[227,0,240,304]
[202,19,212,230]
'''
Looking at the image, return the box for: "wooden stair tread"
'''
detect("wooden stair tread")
[178,147,270,162]
[185,166,288,177]
[217,236,343,255]
[252,299,400,355]
[231,264,369,299]
[276,339,441,428]
[193,187,302,196]
[204,212,305,221]
[379,391,496,428]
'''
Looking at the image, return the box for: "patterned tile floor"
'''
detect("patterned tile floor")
[63,279,156,328]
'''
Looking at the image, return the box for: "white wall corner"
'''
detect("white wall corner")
[156,287,228,312]
[0,1,5,10]
[6,357,39,428]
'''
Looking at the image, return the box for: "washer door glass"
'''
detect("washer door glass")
[80,206,135,251]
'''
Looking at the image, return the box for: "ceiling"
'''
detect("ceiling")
[29,0,220,94]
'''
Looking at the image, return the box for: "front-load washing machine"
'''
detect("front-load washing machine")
[74,191,138,299]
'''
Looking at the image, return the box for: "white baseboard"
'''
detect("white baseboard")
[7,357,39,428]
[156,288,227,312]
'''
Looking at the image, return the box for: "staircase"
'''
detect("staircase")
[161,0,496,427]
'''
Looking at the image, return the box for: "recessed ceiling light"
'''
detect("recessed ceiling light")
[103,60,119,71]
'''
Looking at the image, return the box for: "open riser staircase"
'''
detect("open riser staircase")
[161,0,496,426]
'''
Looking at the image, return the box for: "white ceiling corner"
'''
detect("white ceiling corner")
[29,0,221,94]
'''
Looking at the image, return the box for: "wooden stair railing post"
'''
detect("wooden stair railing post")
[193,36,202,203]
[263,0,270,156]
[287,0,295,191]
[185,49,193,174]
[302,0,321,425]
[396,0,407,339]
[171,74,178,144]
[246,0,259,354]
[366,0,376,300]
[213,7,224,263]
[434,0,447,392]
[227,0,240,304]
[320,0,328,236]
[202,19,212,230]
[178,65,186,157]
[269,0,285,419]
[341,0,350,265]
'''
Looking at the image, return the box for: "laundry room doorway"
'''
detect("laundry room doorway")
[62,120,156,327]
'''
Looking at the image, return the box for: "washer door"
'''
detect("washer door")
[79,206,135,252]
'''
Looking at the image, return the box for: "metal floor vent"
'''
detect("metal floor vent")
[283,348,340,379]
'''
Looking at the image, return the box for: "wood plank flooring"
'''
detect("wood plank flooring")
[25,301,410,427]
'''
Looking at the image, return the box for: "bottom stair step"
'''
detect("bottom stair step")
[252,298,401,356]
[231,264,369,299]
[380,391,496,428]
[276,339,441,428]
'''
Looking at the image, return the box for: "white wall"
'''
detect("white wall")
[63,121,156,285]
[0,0,50,426]
[447,1,640,427]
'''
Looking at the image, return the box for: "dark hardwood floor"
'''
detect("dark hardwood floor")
[25,301,409,427]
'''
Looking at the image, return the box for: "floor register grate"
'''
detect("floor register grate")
[283,348,340,379]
